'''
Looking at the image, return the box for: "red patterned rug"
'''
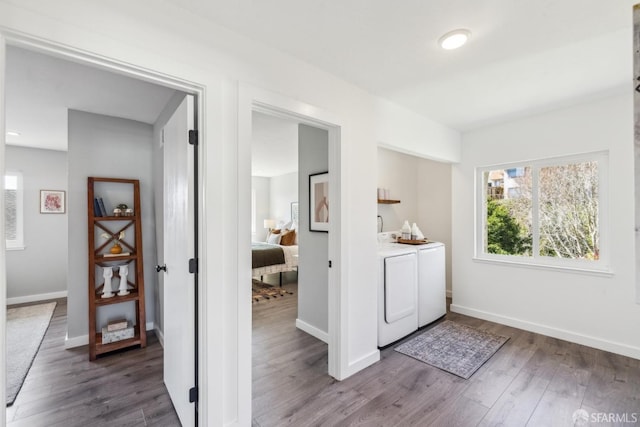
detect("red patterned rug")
[252,279,293,303]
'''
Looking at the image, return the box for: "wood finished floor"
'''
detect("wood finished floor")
[6,298,180,427]
[253,280,640,426]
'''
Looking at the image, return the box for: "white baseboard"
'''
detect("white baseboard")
[64,332,89,349]
[450,303,640,361]
[154,325,165,348]
[64,321,156,349]
[295,318,329,343]
[341,349,380,380]
[7,290,67,305]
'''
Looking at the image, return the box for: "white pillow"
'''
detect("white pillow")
[267,233,281,245]
[290,221,298,231]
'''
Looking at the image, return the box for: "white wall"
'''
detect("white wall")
[5,146,68,300]
[297,124,329,337]
[375,98,461,162]
[451,93,640,359]
[270,171,297,226]
[377,147,420,231]
[0,3,461,424]
[252,176,270,242]
[377,147,452,294]
[67,110,157,341]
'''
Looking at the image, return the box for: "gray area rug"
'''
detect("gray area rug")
[6,301,57,406]
[395,320,509,379]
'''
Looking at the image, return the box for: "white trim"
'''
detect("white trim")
[154,325,165,348]
[475,150,609,272]
[0,29,210,425]
[450,303,640,361]
[0,34,7,416]
[7,290,67,305]
[64,332,88,349]
[472,256,614,277]
[295,319,329,343]
[343,350,381,378]
[64,321,156,349]
[239,84,348,424]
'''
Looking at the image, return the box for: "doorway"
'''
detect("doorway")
[1,38,203,425]
[238,85,344,423]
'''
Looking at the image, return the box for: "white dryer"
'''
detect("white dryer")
[415,242,447,327]
[377,233,418,347]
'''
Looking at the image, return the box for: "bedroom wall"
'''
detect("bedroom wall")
[377,147,453,294]
[252,176,271,242]
[270,171,298,226]
[451,93,640,360]
[67,110,157,344]
[5,146,68,301]
[297,124,329,338]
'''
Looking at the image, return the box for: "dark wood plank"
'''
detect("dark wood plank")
[6,298,179,426]
[252,292,640,426]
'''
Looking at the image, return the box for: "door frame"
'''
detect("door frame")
[238,84,346,424]
[0,30,208,425]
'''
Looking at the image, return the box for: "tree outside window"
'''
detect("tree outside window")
[478,152,606,271]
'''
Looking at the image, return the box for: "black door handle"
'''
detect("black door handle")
[156,264,167,273]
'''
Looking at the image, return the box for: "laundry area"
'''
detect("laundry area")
[376,147,452,347]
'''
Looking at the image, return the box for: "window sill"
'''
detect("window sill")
[472,257,614,277]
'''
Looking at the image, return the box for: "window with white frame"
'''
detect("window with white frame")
[4,172,25,250]
[476,151,609,272]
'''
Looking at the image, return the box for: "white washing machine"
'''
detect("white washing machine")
[377,233,418,347]
[415,242,447,327]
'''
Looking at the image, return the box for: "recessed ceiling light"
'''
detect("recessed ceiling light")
[438,29,471,50]
[6,131,21,137]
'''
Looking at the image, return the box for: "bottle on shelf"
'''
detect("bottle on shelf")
[411,223,419,240]
[401,220,411,240]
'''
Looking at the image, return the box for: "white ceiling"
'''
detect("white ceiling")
[5,46,177,151]
[6,1,638,173]
[172,0,636,131]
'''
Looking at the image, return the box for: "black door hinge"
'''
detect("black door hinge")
[329,260,332,268]
[189,130,198,145]
[189,386,198,403]
[189,258,198,274]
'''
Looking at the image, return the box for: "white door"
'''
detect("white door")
[162,94,196,426]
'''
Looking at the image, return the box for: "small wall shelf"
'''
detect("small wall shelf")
[377,199,401,204]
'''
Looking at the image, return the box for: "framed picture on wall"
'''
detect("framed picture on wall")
[291,202,299,223]
[309,172,329,232]
[40,190,66,214]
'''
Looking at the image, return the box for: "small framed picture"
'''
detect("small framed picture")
[291,202,299,223]
[309,172,329,232]
[40,190,66,214]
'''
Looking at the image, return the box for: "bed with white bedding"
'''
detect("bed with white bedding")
[251,242,299,278]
